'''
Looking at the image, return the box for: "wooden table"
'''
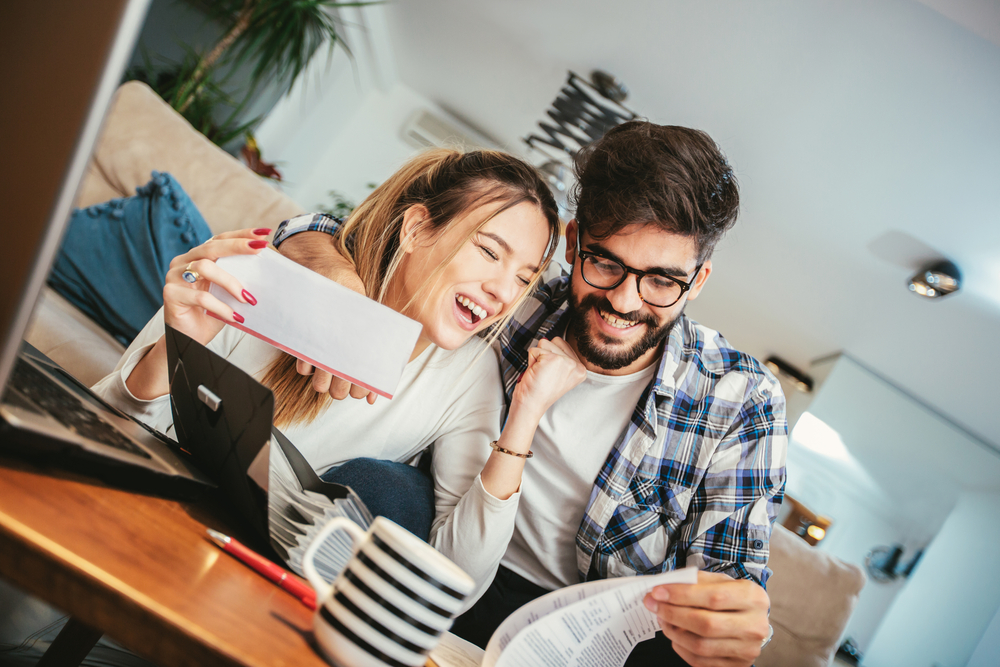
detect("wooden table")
[0,455,331,667]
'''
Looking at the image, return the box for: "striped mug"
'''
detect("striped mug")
[303,516,475,667]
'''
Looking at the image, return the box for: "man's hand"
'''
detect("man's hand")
[643,571,771,667]
[278,231,377,404]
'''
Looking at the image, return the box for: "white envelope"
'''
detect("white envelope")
[209,249,422,398]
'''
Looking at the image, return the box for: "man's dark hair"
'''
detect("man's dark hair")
[572,121,739,262]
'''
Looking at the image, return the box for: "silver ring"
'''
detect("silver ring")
[182,269,201,284]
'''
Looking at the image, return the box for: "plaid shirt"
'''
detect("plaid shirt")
[273,212,344,247]
[497,276,787,587]
[274,214,788,586]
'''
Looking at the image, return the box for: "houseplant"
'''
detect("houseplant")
[131,0,372,154]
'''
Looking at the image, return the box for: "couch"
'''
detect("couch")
[21,81,866,667]
[758,525,866,666]
[24,80,304,386]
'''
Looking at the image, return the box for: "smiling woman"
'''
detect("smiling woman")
[391,201,549,350]
[261,149,562,426]
[92,147,588,602]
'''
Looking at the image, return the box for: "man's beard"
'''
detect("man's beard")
[568,292,680,371]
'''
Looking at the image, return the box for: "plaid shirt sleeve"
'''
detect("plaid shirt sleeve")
[679,373,787,587]
[271,213,343,248]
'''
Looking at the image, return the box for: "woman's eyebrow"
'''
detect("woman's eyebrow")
[480,231,540,272]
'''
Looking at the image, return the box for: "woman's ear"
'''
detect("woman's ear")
[400,205,432,253]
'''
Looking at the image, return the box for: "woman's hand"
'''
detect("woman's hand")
[480,338,585,500]
[125,228,270,400]
[162,228,270,345]
[511,337,586,421]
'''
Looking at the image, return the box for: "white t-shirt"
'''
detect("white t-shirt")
[502,362,658,590]
[92,310,518,601]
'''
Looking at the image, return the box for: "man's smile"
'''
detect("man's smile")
[598,307,640,331]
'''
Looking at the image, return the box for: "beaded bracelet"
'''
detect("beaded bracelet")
[489,440,533,459]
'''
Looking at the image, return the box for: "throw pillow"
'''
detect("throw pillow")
[48,172,211,346]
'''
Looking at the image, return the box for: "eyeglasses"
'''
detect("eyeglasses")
[575,235,702,308]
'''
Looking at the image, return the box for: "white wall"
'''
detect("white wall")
[967,602,1000,667]
[786,427,912,651]
[254,3,404,208]
[291,83,439,211]
[784,355,1000,652]
[863,493,1000,667]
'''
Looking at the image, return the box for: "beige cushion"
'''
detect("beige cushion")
[757,525,866,667]
[24,287,125,386]
[75,80,304,234]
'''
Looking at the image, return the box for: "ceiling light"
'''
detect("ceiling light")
[908,260,961,299]
[806,525,827,541]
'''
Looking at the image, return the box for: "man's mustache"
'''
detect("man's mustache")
[577,294,658,327]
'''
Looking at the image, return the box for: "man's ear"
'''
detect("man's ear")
[400,205,432,253]
[686,259,712,301]
[565,219,579,266]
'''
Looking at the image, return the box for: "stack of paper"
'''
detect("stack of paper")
[267,437,373,584]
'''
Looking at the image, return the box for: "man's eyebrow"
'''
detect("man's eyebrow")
[480,231,540,273]
[585,241,690,277]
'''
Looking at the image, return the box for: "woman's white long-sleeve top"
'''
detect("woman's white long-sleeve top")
[92,310,518,602]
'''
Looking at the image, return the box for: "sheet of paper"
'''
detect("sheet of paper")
[428,632,485,667]
[484,568,697,667]
[210,248,422,398]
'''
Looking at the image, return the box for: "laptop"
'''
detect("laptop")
[164,323,369,564]
[0,0,217,496]
[0,342,214,496]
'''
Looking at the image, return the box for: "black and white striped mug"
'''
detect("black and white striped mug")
[303,516,475,667]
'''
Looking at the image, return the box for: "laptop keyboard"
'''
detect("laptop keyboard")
[5,358,151,459]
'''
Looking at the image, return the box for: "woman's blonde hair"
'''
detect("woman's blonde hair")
[263,148,561,427]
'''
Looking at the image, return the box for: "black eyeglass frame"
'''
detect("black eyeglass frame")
[574,235,703,308]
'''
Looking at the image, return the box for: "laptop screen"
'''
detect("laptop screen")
[0,0,151,390]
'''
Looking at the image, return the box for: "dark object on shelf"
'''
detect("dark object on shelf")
[865,544,914,583]
[836,637,862,665]
[590,70,629,103]
[900,548,924,577]
[864,543,924,583]
[779,495,831,546]
[765,355,814,393]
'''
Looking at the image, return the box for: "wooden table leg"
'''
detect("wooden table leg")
[36,616,103,667]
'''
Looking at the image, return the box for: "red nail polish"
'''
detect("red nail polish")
[233,312,245,323]
[248,240,267,249]
[242,289,257,306]
[253,228,271,236]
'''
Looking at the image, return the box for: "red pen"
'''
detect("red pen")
[207,528,317,610]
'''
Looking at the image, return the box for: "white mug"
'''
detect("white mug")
[303,516,475,667]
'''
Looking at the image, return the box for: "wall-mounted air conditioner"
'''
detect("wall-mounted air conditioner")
[401,109,497,151]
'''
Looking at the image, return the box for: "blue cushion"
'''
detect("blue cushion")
[48,172,212,346]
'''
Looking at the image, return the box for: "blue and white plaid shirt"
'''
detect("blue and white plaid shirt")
[274,214,787,587]
[497,276,787,586]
